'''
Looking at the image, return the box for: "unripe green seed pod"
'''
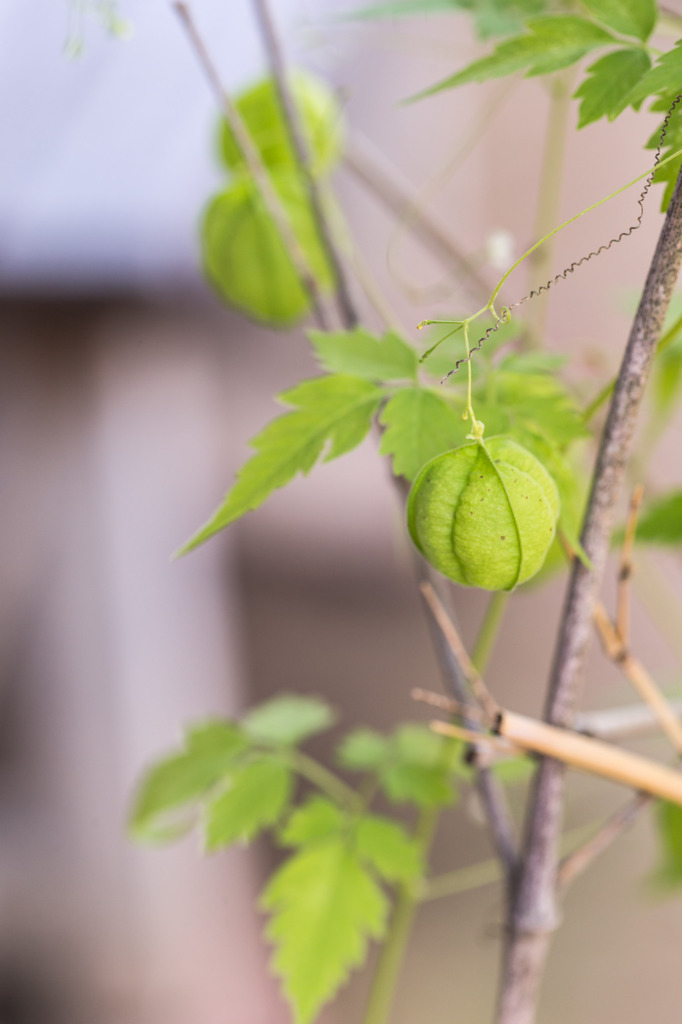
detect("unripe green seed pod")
[407,437,560,591]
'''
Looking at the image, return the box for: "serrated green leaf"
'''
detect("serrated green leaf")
[619,40,682,114]
[220,70,343,177]
[574,49,651,128]
[263,839,387,1024]
[381,762,454,806]
[337,729,391,770]
[581,0,655,40]
[654,800,682,887]
[243,695,335,746]
[205,758,293,850]
[180,375,383,552]
[281,797,346,846]
[393,724,446,764]
[379,388,462,481]
[201,171,332,327]
[633,491,682,545]
[130,721,247,843]
[355,815,422,881]
[474,369,588,450]
[309,327,418,381]
[410,16,616,100]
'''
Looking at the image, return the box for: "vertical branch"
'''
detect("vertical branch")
[496,163,682,1024]
[251,0,359,328]
[173,2,330,329]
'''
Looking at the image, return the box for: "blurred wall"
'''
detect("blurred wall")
[1,4,682,1024]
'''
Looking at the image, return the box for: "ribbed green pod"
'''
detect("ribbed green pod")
[407,437,560,591]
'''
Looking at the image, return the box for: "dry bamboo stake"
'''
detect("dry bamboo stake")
[594,602,682,755]
[433,713,682,806]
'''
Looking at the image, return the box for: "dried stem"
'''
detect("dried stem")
[617,484,644,645]
[173,2,329,329]
[343,133,491,304]
[496,163,682,1024]
[418,579,518,878]
[575,699,682,742]
[251,0,358,328]
[558,793,650,891]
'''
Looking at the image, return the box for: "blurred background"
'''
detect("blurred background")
[2,1,682,1022]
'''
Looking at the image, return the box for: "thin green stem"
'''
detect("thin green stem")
[472,592,509,674]
[289,749,363,812]
[361,807,439,1024]
[361,590,511,1024]
[489,144,682,309]
[525,69,575,348]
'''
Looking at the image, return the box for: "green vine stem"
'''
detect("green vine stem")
[360,589,510,1024]
[289,749,364,812]
[525,68,576,348]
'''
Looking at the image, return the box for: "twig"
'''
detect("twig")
[343,132,492,305]
[173,2,329,330]
[558,793,650,890]
[251,0,358,329]
[419,581,500,722]
[497,162,682,1024]
[417,578,518,878]
[593,602,682,756]
[575,699,682,742]
[617,484,644,646]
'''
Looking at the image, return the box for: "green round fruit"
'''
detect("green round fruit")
[407,437,560,591]
[220,70,343,177]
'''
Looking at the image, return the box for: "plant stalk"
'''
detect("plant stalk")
[525,70,574,347]
[251,0,358,328]
[495,161,682,1024]
[362,586,511,1024]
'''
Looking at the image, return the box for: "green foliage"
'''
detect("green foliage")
[345,0,549,39]
[632,491,682,545]
[620,41,682,111]
[574,49,651,128]
[412,15,616,99]
[280,796,347,845]
[201,173,333,326]
[180,374,383,552]
[655,800,682,887]
[308,327,418,381]
[220,71,343,177]
[243,694,336,746]
[340,723,465,807]
[379,387,462,481]
[581,0,656,40]
[205,758,293,850]
[354,814,423,881]
[130,722,247,842]
[263,838,388,1024]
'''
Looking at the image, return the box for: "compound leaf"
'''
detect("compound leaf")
[309,327,418,381]
[244,694,335,746]
[581,0,655,40]
[337,729,391,770]
[354,815,422,882]
[180,374,383,552]
[263,839,387,1024]
[281,797,346,846]
[411,15,616,99]
[574,49,651,128]
[130,721,247,843]
[619,40,682,112]
[379,388,461,481]
[205,758,293,850]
